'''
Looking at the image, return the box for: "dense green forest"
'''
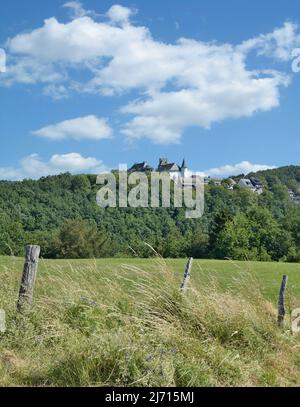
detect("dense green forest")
[0,165,299,261]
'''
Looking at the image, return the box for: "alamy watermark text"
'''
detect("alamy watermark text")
[96,165,204,219]
[292,48,300,73]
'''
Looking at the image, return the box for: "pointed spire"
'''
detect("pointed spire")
[181,159,187,169]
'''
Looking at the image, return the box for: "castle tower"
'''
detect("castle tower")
[181,159,188,178]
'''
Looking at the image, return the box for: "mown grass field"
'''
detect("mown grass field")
[0,256,300,387]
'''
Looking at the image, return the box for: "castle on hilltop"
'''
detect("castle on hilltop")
[129,158,189,181]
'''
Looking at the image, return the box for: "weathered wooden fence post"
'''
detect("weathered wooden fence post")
[278,275,288,328]
[180,257,193,294]
[0,309,5,333]
[17,245,40,312]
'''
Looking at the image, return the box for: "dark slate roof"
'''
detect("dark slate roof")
[250,178,263,187]
[157,163,180,172]
[129,162,153,172]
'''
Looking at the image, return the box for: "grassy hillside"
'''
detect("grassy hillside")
[1,256,300,387]
[248,165,300,191]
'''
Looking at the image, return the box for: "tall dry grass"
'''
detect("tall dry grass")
[0,256,300,387]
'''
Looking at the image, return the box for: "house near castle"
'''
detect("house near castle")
[203,176,222,186]
[227,178,237,190]
[288,189,300,204]
[238,178,264,194]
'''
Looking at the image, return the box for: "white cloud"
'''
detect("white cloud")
[1,56,65,85]
[106,5,136,24]
[7,17,114,63]
[239,22,300,61]
[201,161,277,178]
[43,84,69,99]
[0,153,107,180]
[2,5,300,143]
[63,1,92,19]
[0,167,20,180]
[121,71,288,144]
[32,115,113,141]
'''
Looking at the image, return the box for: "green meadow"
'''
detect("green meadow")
[1,256,300,387]
[2,256,298,302]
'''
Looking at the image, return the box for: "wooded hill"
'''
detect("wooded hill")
[0,165,299,261]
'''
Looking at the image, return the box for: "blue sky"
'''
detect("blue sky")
[0,0,300,179]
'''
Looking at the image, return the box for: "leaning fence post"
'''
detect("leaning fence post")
[180,257,193,294]
[278,275,288,328]
[17,245,40,312]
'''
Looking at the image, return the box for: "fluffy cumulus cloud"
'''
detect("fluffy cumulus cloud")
[32,115,113,140]
[106,4,135,24]
[121,72,287,144]
[200,161,277,178]
[0,153,107,180]
[1,3,300,144]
